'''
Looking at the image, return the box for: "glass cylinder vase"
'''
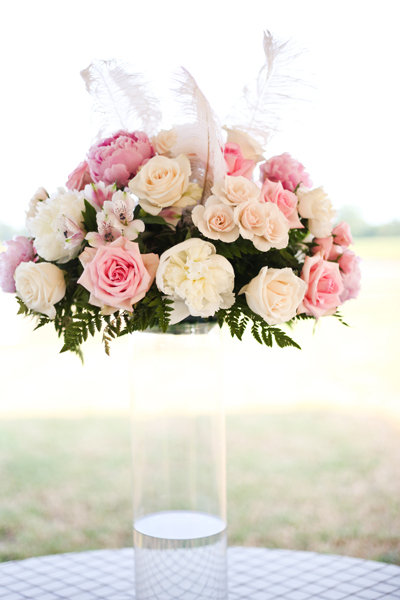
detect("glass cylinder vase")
[130,321,227,600]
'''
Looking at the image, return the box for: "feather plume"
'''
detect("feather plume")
[172,67,226,204]
[81,60,161,138]
[226,31,304,145]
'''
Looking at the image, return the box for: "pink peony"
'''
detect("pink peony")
[299,255,344,318]
[312,236,341,261]
[77,237,158,312]
[340,254,361,303]
[66,161,93,191]
[332,221,353,247]
[87,131,154,188]
[260,153,312,192]
[223,143,256,179]
[0,236,35,293]
[260,178,302,228]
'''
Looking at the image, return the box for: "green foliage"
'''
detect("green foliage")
[218,297,301,350]
[332,310,349,327]
[82,200,97,232]
[213,238,262,260]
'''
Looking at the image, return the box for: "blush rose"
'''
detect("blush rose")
[77,237,159,313]
[332,222,353,247]
[223,143,256,178]
[260,178,303,229]
[299,255,344,318]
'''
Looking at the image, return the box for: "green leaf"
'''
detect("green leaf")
[82,199,97,232]
[141,215,170,226]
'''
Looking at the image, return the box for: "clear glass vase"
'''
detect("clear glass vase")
[130,321,227,600]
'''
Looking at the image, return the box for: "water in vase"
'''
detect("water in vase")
[133,510,227,600]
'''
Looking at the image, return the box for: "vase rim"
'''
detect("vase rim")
[147,319,217,336]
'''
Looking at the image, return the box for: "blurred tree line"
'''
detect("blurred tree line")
[337,207,400,238]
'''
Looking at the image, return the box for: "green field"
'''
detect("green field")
[0,236,399,563]
[1,413,399,564]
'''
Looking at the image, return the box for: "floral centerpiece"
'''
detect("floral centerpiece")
[0,34,360,359]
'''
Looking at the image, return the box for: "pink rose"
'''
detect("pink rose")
[223,143,256,179]
[299,255,344,318]
[312,236,341,261]
[77,237,158,312]
[338,249,358,274]
[340,254,361,302]
[0,236,35,293]
[260,153,312,192]
[66,161,93,191]
[87,131,154,188]
[260,178,303,229]
[332,222,353,247]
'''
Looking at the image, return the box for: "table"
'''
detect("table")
[0,547,399,600]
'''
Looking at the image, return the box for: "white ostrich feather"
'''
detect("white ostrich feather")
[173,67,226,203]
[227,31,304,146]
[81,60,162,138]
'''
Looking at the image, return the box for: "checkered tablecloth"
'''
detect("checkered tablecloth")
[0,547,399,600]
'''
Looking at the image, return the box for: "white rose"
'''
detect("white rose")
[129,154,199,215]
[14,261,66,319]
[297,186,335,238]
[241,266,306,325]
[234,201,289,252]
[192,196,239,243]
[27,188,85,263]
[152,129,178,155]
[224,127,265,162]
[212,175,261,207]
[156,238,235,323]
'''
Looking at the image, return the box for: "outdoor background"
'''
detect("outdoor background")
[1,0,399,563]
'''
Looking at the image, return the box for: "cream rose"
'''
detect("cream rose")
[241,266,306,325]
[297,186,335,238]
[156,238,235,323]
[212,175,261,206]
[224,127,264,162]
[234,201,289,252]
[151,129,178,155]
[192,196,239,243]
[14,261,66,319]
[129,154,199,215]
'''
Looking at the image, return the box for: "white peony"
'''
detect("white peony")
[27,188,85,263]
[25,187,49,224]
[234,201,289,252]
[224,127,265,162]
[14,261,66,319]
[297,186,335,238]
[156,238,235,323]
[192,196,239,243]
[129,154,200,215]
[241,266,306,325]
[212,175,261,207]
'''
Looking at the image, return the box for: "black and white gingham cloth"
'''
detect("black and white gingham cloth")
[0,547,399,600]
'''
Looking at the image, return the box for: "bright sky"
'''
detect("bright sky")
[1,0,399,229]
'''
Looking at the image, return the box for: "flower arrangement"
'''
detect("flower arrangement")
[0,34,360,358]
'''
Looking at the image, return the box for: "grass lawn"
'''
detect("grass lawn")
[1,412,399,564]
